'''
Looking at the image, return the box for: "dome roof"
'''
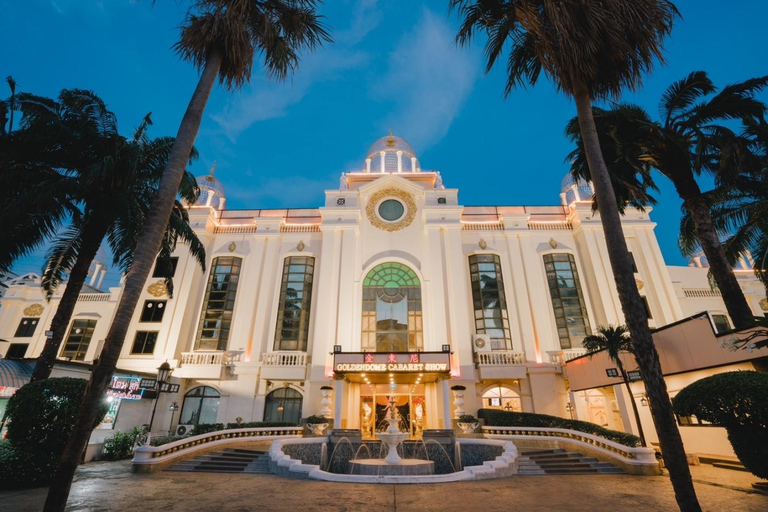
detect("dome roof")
[362,131,420,173]
[560,173,594,205]
[195,162,225,209]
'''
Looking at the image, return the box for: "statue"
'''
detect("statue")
[413,402,424,436]
[361,402,373,438]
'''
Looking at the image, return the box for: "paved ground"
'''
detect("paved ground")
[2,461,766,512]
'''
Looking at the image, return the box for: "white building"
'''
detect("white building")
[1,133,766,446]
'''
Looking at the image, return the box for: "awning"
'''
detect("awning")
[0,359,34,393]
[333,352,451,384]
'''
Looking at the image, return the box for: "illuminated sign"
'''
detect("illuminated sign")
[106,376,144,401]
[0,386,19,398]
[333,352,451,374]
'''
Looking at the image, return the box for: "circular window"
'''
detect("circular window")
[378,199,405,221]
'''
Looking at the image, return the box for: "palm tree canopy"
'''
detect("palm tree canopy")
[175,0,332,89]
[582,324,634,367]
[450,0,678,100]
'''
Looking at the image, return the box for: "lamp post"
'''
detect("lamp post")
[148,361,173,433]
[168,402,180,433]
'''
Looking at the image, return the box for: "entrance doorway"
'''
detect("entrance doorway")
[360,383,425,439]
[264,387,303,424]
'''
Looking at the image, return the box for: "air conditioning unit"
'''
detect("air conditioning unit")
[472,334,491,353]
[175,424,195,437]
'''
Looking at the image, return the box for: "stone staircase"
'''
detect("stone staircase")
[518,449,624,475]
[166,448,270,474]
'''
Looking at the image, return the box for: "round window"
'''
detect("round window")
[378,199,405,221]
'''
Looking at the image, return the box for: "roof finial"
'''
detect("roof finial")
[386,129,396,147]
[389,128,394,137]
[205,161,217,182]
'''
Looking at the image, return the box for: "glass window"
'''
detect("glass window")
[712,314,731,334]
[179,386,220,425]
[15,317,39,337]
[543,254,591,349]
[131,331,158,355]
[195,257,242,351]
[378,199,405,221]
[361,262,422,352]
[61,319,97,361]
[152,257,179,278]
[140,300,166,323]
[274,257,315,351]
[6,343,29,359]
[469,254,512,350]
[641,297,652,319]
[263,387,303,424]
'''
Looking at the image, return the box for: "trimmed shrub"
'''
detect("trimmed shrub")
[101,426,144,461]
[478,409,642,447]
[673,371,768,479]
[149,421,299,446]
[0,440,58,490]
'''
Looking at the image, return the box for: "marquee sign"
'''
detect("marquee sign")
[106,376,145,401]
[333,352,451,374]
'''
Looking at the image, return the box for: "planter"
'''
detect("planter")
[452,391,466,419]
[306,423,329,436]
[457,422,479,434]
[320,387,333,417]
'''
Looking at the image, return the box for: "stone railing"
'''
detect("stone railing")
[77,293,111,302]
[482,426,658,473]
[683,288,722,298]
[475,351,525,365]
[213,224,258,234]
[462,221,505,231]
[180,351,242,366]
[280,224,321,233]
[133,427,303,470]
[527,221,573,230]
[548,348,588,364]
[260,352,309,367]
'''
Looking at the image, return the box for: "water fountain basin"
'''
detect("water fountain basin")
[349,458,435,476]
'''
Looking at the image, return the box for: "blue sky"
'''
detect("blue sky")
[3,0,767,288]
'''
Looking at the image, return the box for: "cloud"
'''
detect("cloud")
[336,0,382,45]
[225,173,338,207]
[372,8,479,152]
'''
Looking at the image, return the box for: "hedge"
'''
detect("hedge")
[673,371,768,479]
[478,409,642,447]
[150,421,298,446]
[101,427,144,461]
[0,440,58,490]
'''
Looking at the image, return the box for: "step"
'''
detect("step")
[521,449,567,456]
[528,453,582,460]
[542,469,600,475]
[712,462,749,472]
[224,448,267,455]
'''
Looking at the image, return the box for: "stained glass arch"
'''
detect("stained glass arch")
[362,263,422,352]
[363,262,420,287]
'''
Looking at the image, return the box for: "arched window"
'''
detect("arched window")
[543,254,591,348]
[195,257,242,350]
[361,263,422,352]
[179,386,220,425]
[264,387,303,424]
[482,385,521,412]
[468,254,512,350]
[274,256,315,351]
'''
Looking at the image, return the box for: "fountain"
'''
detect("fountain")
[348,397,435,476]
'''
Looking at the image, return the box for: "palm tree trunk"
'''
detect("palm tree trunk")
[574,86,701,512]
[30,217,110,382]
[618,362,647,447]
[671,174,754,329]
[42,50,222,512]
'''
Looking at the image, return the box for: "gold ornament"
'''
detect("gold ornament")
[147,280,169,297]
[297,241,305,252]
[549,238,558,249]
[635,279,644,291]
[228,242,237,252]
[760,298,768,312]
[366,188,417,232]
[478,239,487,250]
[23,304,44,317]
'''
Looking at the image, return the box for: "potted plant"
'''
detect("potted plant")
[450,385,467,418]
[305,414,329,436]
[457,414,479,434]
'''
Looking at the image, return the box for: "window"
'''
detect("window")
[152,257,179,278]
[469,254,512,350]
[641,297,653,319]
[140,300,166,322]
[712,314,731,334]
[131,331,158,355]
[6,343,28,359]
[61,319,97,361]
[482,385,522,412]
[195,257,241,351]
[264,387,303,424]
[15,317,39,337]
[179,386,220,425]
[628,252,638,273]
[274,257,315,351]
[361,262,423,352]
[543,254,592,349]
[676,413,714,427]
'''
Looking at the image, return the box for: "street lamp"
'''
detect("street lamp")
[149,361,174,433]
[168,402,180,433]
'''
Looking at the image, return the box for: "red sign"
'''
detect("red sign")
[409,353,420,363]
[364,353,374,363]
[388,353,397,363]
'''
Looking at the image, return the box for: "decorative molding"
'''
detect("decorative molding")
[760,298,768,312]
[635,279,644,291]
[478,239,487,250]
[147,280,168,297]
[297,241,305,252]
[549,238,558,249]
[365,188,417,232]
[228,242,237,252]
[23,304,44,317]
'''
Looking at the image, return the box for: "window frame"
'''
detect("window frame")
[194,257,242,351]
[61,319,97,361]
[6,343,29,359]
[131,331,159,355]
[140,300,167,323]
[543,253,592,349]
[273,256,315,352]
[468,254,512,350]
[152,257,179,278]
[14,317,40,337]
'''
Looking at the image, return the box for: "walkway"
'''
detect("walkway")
[1,460,766,512]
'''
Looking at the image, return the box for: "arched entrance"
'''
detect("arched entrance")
[264,387,303,424]
[482,385,522,412]
[179,386,220,425]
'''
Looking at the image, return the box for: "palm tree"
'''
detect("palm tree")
[43,3,331,510]
[449,1,701,510]
[583,325,647,447]
[567,72,768,329]
[6,76,16,133]
[0,90,206,382]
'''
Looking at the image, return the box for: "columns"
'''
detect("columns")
[379,151,386,173]
[397,150,403,173]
